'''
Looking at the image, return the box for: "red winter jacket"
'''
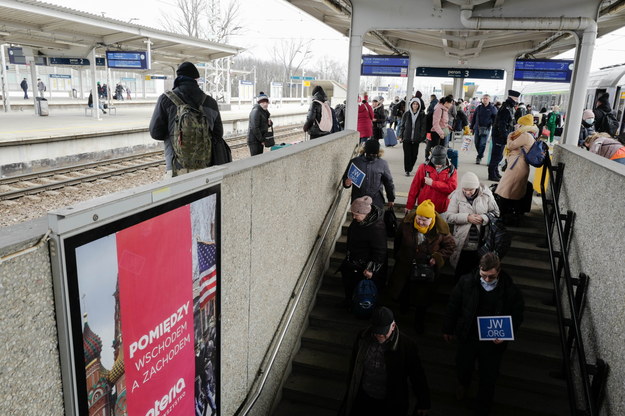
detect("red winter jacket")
[357,101,374,138]
[406,162,457,213]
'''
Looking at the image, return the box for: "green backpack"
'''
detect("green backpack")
[165,90,212,175]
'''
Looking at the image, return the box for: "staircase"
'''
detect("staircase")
[273,205,568,416]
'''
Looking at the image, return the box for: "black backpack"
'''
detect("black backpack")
[352,279,378,318]
[601,110,619,136]
[477,213,511,259]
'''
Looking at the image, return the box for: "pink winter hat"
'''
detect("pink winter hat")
[583,109,594,119]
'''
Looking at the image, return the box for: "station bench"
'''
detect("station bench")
[84,105,117,116]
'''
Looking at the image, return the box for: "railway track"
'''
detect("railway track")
[0,124,304,201]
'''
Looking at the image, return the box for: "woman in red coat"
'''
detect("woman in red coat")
[357,93,374,144]
[406,145,457,214]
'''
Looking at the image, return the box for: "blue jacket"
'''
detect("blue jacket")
[471,102,498,130]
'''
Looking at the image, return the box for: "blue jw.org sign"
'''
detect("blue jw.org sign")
[477,316,515,341]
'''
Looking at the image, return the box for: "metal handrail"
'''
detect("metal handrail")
[235,143,360,415]
[540,154,597,415]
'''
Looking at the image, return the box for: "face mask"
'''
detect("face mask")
[584,118,594,125]
[480,277,498,292]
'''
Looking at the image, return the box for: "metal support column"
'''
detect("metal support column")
[90,47,100,120]
[564,27,597,146]
[0,44,11,112]
[79,68,84,100]
[504,63,515,97]
[29,61,38,115]
[346,31,363,131]
[406,52,417,100]
[453,77,464,100]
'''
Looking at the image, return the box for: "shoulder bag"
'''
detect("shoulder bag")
[263,126,275,148]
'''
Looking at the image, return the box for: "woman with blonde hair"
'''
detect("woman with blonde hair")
[584,132,625,165]
[495,114,537,225]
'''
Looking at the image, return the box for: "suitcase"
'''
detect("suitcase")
[447,148,458,168]
[271,143,292,151]
[384,127,398,147]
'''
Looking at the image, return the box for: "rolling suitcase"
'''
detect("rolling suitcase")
[384,127,398,147]
[447,148,458,168]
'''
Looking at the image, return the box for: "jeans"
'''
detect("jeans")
[474,126,491,159]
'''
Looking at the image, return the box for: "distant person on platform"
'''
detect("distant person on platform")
[488,90,519,182]
[593,93,619,136]
[247,92,273,156]
[579,109,596,147]
[149,61,225,177]
[37,78,46,98]
[88,91,106,114]
[471,94,498,165]
[20,78,28,99]
[427,94,438,114]
[358,93,375,143]
[303,85,331,140]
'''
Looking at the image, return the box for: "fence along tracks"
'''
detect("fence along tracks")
[0,125,303,201]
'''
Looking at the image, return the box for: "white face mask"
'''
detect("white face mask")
[480,277,499,291]
[584,118,594,125]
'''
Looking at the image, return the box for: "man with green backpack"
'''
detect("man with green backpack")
[150,62,231,177]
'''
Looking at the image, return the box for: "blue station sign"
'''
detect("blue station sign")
[106,51,149,69]
[49,74,72,79]
[362,55,409,77]
[514,59,574,83]
[416,67,504,80]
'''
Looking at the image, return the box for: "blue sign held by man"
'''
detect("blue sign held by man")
[477,315,514,341]
[347,163,366,188]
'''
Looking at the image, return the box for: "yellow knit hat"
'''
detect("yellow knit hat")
[416,199,436,219]
[518,114,534,126]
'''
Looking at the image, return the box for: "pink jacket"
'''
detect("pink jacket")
[431,102,449,137]
[357,101,374,138]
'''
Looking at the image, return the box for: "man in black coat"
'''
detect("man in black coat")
[20,78,28,99]
[470,94,498,165]
[340,307,430,416]
[443,253,524,416]
[149,62,225,177]
[488,90,519,181]
[593,93,619,136]
[247,91,272,156]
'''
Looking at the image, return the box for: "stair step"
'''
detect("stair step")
[272,399,338,416]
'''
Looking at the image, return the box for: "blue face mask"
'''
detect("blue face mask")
[584,118,595,125]
[480,277,498,291]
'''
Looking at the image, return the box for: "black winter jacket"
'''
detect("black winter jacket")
[399,110,426,143]
[339,327,431,416]
[492,97,516,144]
[342,154,395,209]
[247,104,271,144]
[443,270,524,342]
[345,205,387,273]
[471,103,498,130]
[149,76,223,170]
[303,90,330,139]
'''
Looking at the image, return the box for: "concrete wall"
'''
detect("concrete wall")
[0,130,358,415]
[552,145,625,416]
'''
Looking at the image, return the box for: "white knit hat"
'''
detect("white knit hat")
[460,172,480,189]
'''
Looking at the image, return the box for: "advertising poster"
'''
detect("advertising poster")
[69,189,219,416]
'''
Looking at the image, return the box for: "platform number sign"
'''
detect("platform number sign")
[477,315,515,341]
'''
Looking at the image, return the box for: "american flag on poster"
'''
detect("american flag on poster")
[198,241,217,309]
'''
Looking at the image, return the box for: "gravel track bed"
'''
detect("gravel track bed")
[0,145,251,228]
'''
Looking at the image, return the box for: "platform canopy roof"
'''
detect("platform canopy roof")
[0,0,244,71]
[284,0,625,62]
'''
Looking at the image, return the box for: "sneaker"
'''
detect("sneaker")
[405,171,411,176]
[475,157,481,164]
[488,176,500,182]
[102,110,107,114]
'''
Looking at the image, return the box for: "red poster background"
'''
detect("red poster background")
[117,205,195,416]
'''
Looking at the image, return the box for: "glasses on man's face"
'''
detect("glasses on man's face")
[479,270,499,280]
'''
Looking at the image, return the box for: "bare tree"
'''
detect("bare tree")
[273,39,313,97]
[205,0,243,43]
[161,0,206,38]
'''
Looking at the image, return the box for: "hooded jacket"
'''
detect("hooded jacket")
[342,151,395,209]
[431,102,450,137]
[399,98,426,143]
[406,160,457,213]
[357,98,374,138]
[303,89,330,139]
[445,185,500,267]
[344,205,387,273]
[149,76,223,170]
[495,126,536,200]
[247,103,271,144]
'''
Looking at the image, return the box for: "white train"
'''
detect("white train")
[520,64,625,136]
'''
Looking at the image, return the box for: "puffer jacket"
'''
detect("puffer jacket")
[149,76,223,170]
[406,161,457,213]
[342,153,395,209]
[247,103,271,144]
[388,211,456,299]
[443,270,524,342]
[303,90,330,139]
[445,185,500,267]
[431,102,449,137]
[344,205,387,273]
[357,100,374,138]
[399,99,426,143]
[495,129,534,200]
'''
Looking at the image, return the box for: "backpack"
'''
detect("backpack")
[313,99,333,133]
[522,140,549,167]
[601,110,619,136]
[165,90,212,174]
[477,213,511,259]
[352,279,378,318]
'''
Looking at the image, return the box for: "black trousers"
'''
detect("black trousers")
[402,140,419,173]
[488,141,505,178]
[425,131,442,160]
[348,388,386,416]
[248,141,264,156]
[456,338,506,416]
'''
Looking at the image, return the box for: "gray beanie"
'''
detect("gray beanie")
[460,172,480,189]
[351,196,372,215]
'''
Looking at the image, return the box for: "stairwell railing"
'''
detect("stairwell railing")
[540,153,608,416]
